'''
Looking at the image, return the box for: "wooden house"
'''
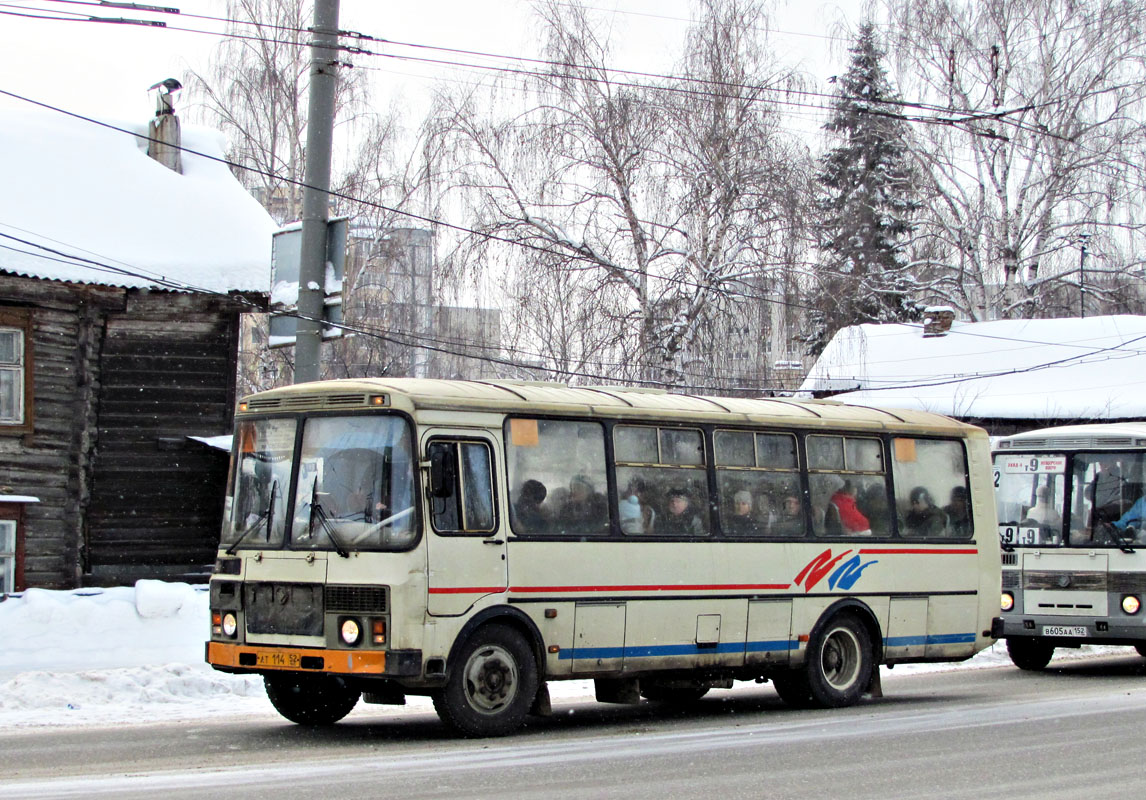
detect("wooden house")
[0,102,273,590]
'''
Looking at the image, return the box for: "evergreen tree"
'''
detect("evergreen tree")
[806,22,921,355]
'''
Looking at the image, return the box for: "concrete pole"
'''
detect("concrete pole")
[293,0,340,384]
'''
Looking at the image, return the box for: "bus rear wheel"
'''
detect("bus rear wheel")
[1007,637,1054,671]
[264,674,360,726]
[433,623,539,737]
[804,613,874,708]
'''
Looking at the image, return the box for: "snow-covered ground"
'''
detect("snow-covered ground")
[0,582,1125,731]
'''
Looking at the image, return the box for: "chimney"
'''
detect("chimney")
[147,78,183,174]
[922,306,955,337]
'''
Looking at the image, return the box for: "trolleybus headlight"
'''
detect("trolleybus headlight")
[1123,595,1141,615]
[222,612,238,638]
[1001,591,1015,612]
[340,618,362,646]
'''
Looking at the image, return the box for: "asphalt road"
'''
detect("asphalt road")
[4,655,1146,800]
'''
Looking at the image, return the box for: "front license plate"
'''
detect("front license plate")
[256,651,301,668]
[1042,625,1087,637]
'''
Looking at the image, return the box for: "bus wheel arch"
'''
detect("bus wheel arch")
[433,620,540,737]
[781,600,880,709]
[445,605,547,683]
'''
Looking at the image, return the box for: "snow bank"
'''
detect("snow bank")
[0,582,1128,730]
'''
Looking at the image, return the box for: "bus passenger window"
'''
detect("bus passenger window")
[505,418,608,536]
[892,438,971,539]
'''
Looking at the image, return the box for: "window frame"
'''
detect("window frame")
[613,423,712,538]
[0,308,33,436]
[713,429,805,538]
[427,436,499,536]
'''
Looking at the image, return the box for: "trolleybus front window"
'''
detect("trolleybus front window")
[222,418,296,550]
[290,416,416,551]
[994,453,1066,547]
[1067,453,1146,547]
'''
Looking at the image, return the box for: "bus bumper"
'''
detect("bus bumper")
[206,642,423,677]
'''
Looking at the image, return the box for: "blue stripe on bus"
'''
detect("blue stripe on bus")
[555,633,974,661]
[884,632,976,647]
[556,639,798,660]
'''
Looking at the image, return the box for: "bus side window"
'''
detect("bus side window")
[428,440,495,534]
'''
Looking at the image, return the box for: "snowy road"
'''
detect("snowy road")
[4,655,1146,800]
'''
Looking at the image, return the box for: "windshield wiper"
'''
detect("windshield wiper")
[226,480,278,555]
[307,478,351,558]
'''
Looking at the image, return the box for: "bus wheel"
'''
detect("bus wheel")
[805,613,873,708]
[771,673,816,708]
[264,674,360,726]
[1007,637,1054,671]
[433,623,539,737]
[640,681,710,704]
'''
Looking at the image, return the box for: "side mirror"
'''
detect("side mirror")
[429,446,456,498]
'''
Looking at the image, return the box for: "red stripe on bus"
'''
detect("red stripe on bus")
[428,587,506,594]
[858,548,978,555]
[508,583,792,593]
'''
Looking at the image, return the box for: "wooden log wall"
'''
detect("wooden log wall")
[84,291,241,584]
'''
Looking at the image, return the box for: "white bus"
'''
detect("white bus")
[994,422,1146,669]
[206,379,1000,736]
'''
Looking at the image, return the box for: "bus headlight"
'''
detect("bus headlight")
[1001,591,1015,612]
[1123,595,1141,615]
[222,612,238,638]
[340,618,362,646]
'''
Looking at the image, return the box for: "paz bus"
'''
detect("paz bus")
[206,379,1000,736]
[994,423,1146,669]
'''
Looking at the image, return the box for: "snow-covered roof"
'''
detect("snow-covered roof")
[0,108,275,293]
[801,315,1146,420]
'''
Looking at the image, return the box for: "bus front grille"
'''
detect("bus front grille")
[325,585,389,613]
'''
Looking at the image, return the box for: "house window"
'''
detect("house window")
[0,519,15,593]
[0,328,23,424]
[0,308,32,434]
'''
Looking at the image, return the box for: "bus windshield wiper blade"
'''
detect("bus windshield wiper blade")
[308,478,351,558]
[226,480,278,555]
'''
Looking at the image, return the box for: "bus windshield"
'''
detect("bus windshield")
[223,418,296,549]
[995,451,1146,547]
[290,415,417,552]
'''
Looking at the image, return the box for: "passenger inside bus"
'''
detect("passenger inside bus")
[513,479,549,533]
[828,480,870,534]
[1023,485,1063,531]
[770,493,805,536]
[724,490,762,536]
[660,488,704,535]
[904,486,946,537]
[619,478,656,534]
[944,486,972,536]
[557,474,608,532]
[859,483,891,536]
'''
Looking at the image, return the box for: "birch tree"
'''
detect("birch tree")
[435,0,811,388]
[886,0,1146,319]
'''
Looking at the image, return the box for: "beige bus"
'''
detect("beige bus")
[206,379,1000,736]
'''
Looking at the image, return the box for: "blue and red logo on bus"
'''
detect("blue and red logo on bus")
[794,548,879,592]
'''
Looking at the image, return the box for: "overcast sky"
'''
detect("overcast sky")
[0,0,869,125]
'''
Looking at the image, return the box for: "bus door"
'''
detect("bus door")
[423,431,508,616]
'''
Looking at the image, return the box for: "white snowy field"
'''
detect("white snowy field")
[0,582,1125,731]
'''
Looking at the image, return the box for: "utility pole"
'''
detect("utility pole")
[294,0,340,384]
[1078,233,1090,319]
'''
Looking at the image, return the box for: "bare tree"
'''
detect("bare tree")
[886,0,1146,319]
[433,0,812,388]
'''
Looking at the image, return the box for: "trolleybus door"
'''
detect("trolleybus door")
[422,430,508,616]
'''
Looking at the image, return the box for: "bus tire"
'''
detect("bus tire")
[264,674,360,726]
[1007,637,1054,671]
[771,672,816,708]
[804,612,873,708]
[433,623,538,737]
